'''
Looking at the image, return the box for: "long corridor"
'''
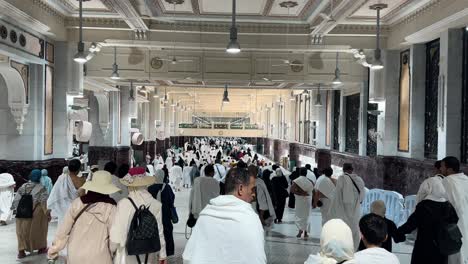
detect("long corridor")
[0,187,414,264]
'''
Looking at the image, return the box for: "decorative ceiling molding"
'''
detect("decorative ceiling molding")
[0,0,52,36]
[100,0,149,33]
[38,0,74,16]
[311,0,368,37]
[405,7,468,44]
[389,0,442,27]
[262,0,275,16]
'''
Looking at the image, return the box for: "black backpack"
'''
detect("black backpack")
[16,185,36,219]
[435,204,463,255]
[126,197,161,264]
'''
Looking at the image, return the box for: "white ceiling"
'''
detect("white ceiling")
[67,0,109,10]
[200,0,268,15]
[269,0,309,16]
[350,0,411,19]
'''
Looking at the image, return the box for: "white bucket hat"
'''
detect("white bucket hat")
[81,171,120,195]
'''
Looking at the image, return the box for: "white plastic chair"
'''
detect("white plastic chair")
[361,188,384,215]
[402,195,417,223]
[381,191,405,224]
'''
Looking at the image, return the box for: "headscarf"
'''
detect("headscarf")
[370,200,386,218]
[30,169,42,183]
[422,176,447,202]
[155,169,165,184]
[306,219,355,264]
[41,169,48,176]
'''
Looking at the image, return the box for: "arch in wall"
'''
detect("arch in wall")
[0,61,28,134]
[94,92,110,136]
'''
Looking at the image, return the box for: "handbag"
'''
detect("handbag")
[187,212,197,228]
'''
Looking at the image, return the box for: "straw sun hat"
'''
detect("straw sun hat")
[120,167,155,187]
[81,171,120,195]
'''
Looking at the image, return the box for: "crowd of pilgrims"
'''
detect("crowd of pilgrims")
[0,137,467,264]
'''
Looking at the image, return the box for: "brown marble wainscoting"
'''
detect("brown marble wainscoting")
[132,141,156,160]
[273,139,292,163]
[0,159,67,187]
[289,142,316,168]
[88,146,131,168]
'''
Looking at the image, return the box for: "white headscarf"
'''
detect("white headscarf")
[305,219,355,264]
[422,176,447,202]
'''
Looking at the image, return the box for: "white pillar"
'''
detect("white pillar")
[438,29,464,159]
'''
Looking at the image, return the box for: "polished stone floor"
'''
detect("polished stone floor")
[0,188,413,264]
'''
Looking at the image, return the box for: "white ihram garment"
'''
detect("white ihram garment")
[47,173,79,225]
[315,176,336,225]
[169,166,183,189]
[0,173,15,222]
[183,195,266,264]
[183,166,192,187]
[294,176,314,231]
[328,173,365,250]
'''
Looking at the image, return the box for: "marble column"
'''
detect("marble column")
[409,44,426,160]
[53,42,83,159]
[375,50,400,156]
[316,90,328,148]
[359,82,368,156]
[438,28,463,159]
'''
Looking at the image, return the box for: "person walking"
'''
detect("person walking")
[12,169,50,259]
[148,169,176,257]
[47,171,120,263]
[110,167,167,264]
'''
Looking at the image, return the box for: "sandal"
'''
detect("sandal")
[17,251,26,259]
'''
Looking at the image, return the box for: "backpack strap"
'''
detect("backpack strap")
[346,174,361,195]
[69,203,93,234]
[127,197,138,211]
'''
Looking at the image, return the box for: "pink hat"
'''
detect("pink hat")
[120,167,155,187]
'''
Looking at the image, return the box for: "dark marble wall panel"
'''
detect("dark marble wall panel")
[88,146,130,168]
[333,90,341,150]
[345,94,360,154]
[263,138,274,160]
[289,142,316,168]
[0,159,67,187]
[315,149,331,172]
[424,39,440,159]
[132,141,156,159]
[273,139,290,163]
[330,151,384,190]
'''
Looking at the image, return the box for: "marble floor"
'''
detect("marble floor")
[0,188,414,264]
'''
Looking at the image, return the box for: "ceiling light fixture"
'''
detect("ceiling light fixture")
[73,0,87,64]
[110,47,120,80]
[332,52,342,85]
[226,0,241,54]
[315,84,323,107]
[222,84,230,104]
[370,3,387,70]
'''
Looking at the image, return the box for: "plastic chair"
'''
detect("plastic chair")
[361,189,384,215]
[401,195,417,224]
[381,191,405,224]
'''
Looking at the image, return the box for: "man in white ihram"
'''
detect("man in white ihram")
[183,167,266,264]
[328,163,365,250]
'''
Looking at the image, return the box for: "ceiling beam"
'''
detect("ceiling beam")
[311,0,369,39]
[101,0,149,35]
